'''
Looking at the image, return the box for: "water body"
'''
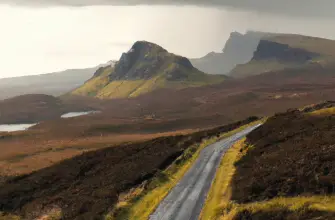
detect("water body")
[61,111,99,118]
[0,124,37,132]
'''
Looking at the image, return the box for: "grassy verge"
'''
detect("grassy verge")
[199,138,247,220]
[106,120,262,220]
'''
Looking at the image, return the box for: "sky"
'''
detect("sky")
[1,1,335,78]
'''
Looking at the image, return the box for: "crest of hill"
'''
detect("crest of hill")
[230,33,335,78]
[72,41,226,99]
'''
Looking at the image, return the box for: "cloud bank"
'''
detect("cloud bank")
[2,0,335,18]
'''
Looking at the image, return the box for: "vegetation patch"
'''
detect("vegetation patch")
[0,212,20,220]
[308,106,335,116]
[200,138,247,220]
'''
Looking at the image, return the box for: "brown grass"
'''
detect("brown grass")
[197,102,335,220]
[231,104,335,203]
[0,129,196,177]
[0,117,258,220]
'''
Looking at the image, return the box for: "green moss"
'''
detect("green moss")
[72,66,113,96]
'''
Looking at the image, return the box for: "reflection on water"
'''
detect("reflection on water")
[61,111,99,118]
[0,124,37,132]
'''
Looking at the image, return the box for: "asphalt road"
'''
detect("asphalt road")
[149,124,261,220]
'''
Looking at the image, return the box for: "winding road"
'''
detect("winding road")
[149,124,261,220]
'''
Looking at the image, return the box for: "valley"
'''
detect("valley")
[0,30,335,220]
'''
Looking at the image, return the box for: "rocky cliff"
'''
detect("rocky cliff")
[190,31,268,75]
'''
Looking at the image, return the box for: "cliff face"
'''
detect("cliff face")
[222,31,266,63]
[190,31,267,75]
[252,40,319,63]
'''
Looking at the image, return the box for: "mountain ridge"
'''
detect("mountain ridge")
[190,31,268,75]
[230,34,335,78]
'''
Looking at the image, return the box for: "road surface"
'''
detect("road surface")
[149,124,261,220]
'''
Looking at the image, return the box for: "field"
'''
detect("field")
[0,127,195,179]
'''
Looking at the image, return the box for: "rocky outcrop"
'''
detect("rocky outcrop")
[110,41,196,81]
[253,40,320,63]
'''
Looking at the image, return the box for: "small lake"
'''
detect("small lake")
[0,111,100,132]
[0,124,37,132]
[61,111,99,118]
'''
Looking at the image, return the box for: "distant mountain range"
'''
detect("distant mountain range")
[3,31,335,101]
[71,41,226,99]
[191,31,335,79]
[0,61,116,100]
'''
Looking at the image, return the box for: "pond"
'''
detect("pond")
[61,111,99,118]
[0,124,37,132]
[0,111,100,132]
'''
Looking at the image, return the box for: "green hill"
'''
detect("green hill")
[72,41,226,99]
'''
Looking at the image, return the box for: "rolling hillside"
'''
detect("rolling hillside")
[231,34,335,78]
[0,94,96,124]
[0,118,257,220]
[200,101,335,220]
[72,41,226,99]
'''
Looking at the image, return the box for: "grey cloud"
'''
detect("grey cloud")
[1,0,335,18]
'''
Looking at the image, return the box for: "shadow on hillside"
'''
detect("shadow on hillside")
[230,102,335,203]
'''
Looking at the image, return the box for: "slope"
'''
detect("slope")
[0,94,95,124]
[72,41,226,99]
[201,101,335,220]
[231,33,335,78]
[0,118,257,220]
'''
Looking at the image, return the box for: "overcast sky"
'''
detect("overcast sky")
[1,1,335,78]
[2,0,335,18]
